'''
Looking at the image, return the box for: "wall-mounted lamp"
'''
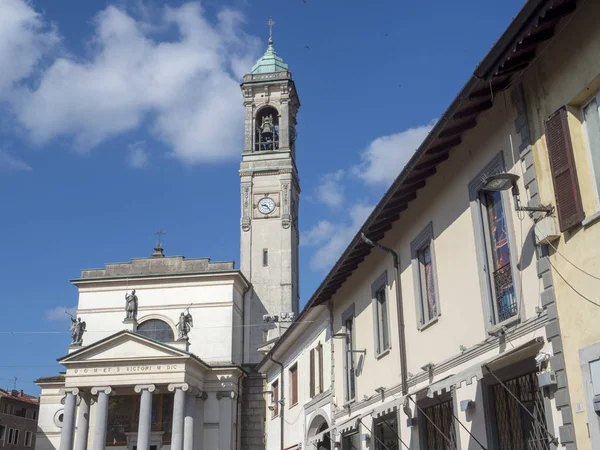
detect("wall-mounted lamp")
[460,400,475,412]
[406,417,417,427]
[421,363,435,373]
[374,387,385,394]
[482,173,553,214]
[332,333,348,339]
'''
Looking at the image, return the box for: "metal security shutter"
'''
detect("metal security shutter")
[545,106,584,231]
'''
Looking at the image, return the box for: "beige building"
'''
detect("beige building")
[260,0,599,449]
[518,0,600,447]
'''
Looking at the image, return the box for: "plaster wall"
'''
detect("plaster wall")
[75,279,244,364]
[331,93,542,407]
[263,311,331,450]
[519,1,600,447]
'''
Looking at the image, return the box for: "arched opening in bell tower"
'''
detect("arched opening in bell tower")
[255,106,280,151]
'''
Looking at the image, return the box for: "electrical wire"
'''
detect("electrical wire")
[546,258,600,309]
[541,234,600,281]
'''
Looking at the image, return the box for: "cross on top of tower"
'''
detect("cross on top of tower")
[267,17,275,44]
[155,229,166,247]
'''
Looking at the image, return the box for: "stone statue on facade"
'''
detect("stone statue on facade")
[125,290,138,321]
[70,317,86,346]
[177,309,194,340]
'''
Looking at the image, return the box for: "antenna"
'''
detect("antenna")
[13,376,17,391]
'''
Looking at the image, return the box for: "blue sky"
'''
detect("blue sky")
[0,0,525,393]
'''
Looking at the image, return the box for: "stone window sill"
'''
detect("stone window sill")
[375,348,391,360]
[418,316,439,332]
[582,210,600,228]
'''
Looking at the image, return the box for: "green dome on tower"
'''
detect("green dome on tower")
[251,38,289,74]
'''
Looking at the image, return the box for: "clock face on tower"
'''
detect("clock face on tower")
[257,197,275,215]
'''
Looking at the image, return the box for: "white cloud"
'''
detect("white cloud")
[128,141,149,168]
[0,0,58,99]
[0,150,32,171]
[302,203,374,271]
[1,1,261,164]
[315,170,345,207]
[353,121,436,186]
[46,306,76,321]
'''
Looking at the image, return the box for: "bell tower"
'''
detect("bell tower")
[239,25,300,364]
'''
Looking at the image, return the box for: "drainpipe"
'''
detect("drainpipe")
[360,233,408,395]
[234,371,244,450]
[268,353,285,450]
[236,282,251,450]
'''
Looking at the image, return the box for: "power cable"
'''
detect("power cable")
[541,234,600,281]
[546,258,600,309]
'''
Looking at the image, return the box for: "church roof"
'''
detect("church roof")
[72,255,241,282]
[250,38,289,74]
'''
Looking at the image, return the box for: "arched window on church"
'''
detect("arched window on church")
[255,107,279,151]
[136,319,174,343]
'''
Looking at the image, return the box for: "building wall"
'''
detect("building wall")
[0,396,38,450]
[76,277,245,364]
[263,307,331,450]
[521,1,600,447]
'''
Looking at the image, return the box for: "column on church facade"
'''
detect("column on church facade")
[91,387,112,450]
[168,383,189,450]
[194,391,207,450]
[217,392,234,450]
[183,389,204,450]
[74,392,90,450]
[59,388,79,450]
[134,384,155,450]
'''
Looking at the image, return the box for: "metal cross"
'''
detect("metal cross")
[154,229,166,247]
[267,17,275,40]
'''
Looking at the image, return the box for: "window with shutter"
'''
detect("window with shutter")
[545,107,585,231]
[317,343,324,394]
[309,348,315,398]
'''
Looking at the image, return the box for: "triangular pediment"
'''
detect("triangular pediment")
[59,331,189,364]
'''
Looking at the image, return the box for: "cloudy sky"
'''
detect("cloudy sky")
[0,0,525,392]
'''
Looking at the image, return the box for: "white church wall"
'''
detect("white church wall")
[36,385,63,450]
[75,279,244,364]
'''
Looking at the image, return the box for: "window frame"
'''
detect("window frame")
[14,429,19,445]
[371,271,391,357]
[468,152,523,334]
[271,379,279,418]
[581,93,600,223]
[7,428,14,445]
[341,304,356,404]
[25,431,32,447]
[317,342,324,395]
[289,363,298,407]
[410,223,441,330]
[263,249,269,267]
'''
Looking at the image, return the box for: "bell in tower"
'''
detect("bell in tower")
[255,109,279,151]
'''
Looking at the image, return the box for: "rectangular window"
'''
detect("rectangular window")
[14,430,19,445]
[289,364,298,406]
[371,271,390,355]
[341,432,360,450]
[7,429,14,445]
[317,342,324,394]
[344,317,356,402]
[33,410,37,421]
[583,95,600,209]
[308,348,316,398]
[411,223,439,329]
[419,398,457,450]
[272,380,279,418]
[374,413,399,450]
[0,425,6,443]
[25,431,32,447]
[263,249,269,267]
[480,189,517,324]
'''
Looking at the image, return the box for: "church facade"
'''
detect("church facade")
[35,34,300,450]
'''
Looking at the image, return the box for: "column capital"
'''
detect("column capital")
[91,386,112,396]
[198,391,208,401]
[216,390,236,400]
[168,383,190,393]
[60,387,80,396]
[134,384,156,394]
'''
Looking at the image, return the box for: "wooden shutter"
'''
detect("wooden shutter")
[291,365,298,405]
[545,107,585,231]
[272,380,279,417]
[309,348,315,397]
[317,343,324,394]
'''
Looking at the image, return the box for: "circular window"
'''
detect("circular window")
[54,409,64,428]
[136,319,174,342]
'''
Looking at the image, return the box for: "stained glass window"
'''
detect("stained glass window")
[136,319,174,343]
